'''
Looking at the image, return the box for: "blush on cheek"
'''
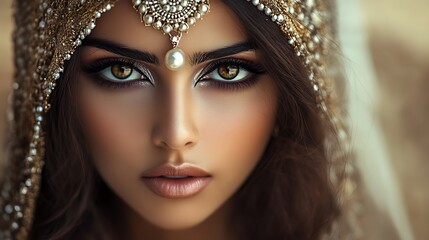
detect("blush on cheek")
[198,78,278,177]
[79,96,139,157]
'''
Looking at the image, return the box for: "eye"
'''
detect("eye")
[195,59,266,91]
[203,63,252,82]
[217,64,240,79]
[82,58,154,89]
[100,63,144,82]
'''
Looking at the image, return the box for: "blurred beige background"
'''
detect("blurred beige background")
[359,0,429,239]
[0,0,428,239]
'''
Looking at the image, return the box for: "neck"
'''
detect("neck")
[113,198,239,240]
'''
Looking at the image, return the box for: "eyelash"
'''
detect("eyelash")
[82,57,266,91]
[82,58,152,89]
[196,58,266,91]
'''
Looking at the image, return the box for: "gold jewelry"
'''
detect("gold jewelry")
[132,0,210,70]
[0,1,353,239]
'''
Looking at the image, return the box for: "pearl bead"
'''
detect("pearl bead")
[187,17,196,25]
[199,4,209,13]
[139,4,147,13]
[143,14,154,24]
[133,0,142,6]
[162,24,172,33]
[179,23,189,32]
[153,21,162,28]
[165,48,185,70]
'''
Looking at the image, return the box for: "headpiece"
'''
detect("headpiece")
[0,0,352,239]
[132,0,210,70]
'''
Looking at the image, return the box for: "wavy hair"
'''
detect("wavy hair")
[31,1,341,239]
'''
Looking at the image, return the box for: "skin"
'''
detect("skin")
[77,0,278,239]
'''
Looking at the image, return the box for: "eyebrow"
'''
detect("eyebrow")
[82,38,159,64]
[191,42,255,65]
[82,38,255,66]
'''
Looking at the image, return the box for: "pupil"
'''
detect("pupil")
[218,65,239,80]
[112,64,132,79]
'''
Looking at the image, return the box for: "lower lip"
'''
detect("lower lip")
[142,177,211,199]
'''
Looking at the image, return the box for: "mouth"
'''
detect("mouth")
[141,164,212,199]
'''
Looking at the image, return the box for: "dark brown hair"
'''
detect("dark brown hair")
[31,1,340,239]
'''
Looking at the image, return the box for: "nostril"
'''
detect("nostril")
[156,140,195,150]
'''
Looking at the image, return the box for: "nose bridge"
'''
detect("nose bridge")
[152,79,198,150]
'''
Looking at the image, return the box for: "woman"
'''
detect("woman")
[0,0,352,239]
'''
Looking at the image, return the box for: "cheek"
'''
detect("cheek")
[196,77,278,194]
[77,77,152,163]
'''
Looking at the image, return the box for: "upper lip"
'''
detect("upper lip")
[141,164,211,178]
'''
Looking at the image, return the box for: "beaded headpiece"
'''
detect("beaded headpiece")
[0,0,352,239]
[132,0,211,70]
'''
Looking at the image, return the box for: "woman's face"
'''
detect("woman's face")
[78,0,278,230]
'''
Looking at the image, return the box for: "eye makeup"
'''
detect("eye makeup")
[195,57,266,91]
[81,57,154,89]
[81,56,266,91]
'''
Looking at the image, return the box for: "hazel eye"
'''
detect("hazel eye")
[99,63,144,82]
[111,64,133,79]
[204,63,251,82]
[217,64,239,80]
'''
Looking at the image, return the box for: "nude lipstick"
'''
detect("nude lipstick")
[141,164,211,199]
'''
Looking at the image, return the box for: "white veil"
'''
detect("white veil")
[337,1,414,239]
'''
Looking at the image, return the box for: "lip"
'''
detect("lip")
[141,164,212,199]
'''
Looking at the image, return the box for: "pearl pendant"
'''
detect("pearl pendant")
[165,48,185,70]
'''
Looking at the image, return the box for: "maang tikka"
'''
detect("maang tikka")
[132,0,210,70]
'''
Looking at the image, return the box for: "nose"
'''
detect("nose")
[151,84,198,151]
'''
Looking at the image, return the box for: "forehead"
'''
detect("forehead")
[90,0,247,56]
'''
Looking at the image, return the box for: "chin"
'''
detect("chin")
[142,211,211,230]
[134,199,221,231]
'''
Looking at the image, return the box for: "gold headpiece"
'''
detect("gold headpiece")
[132,0,210,70]
[0,0,351,239]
